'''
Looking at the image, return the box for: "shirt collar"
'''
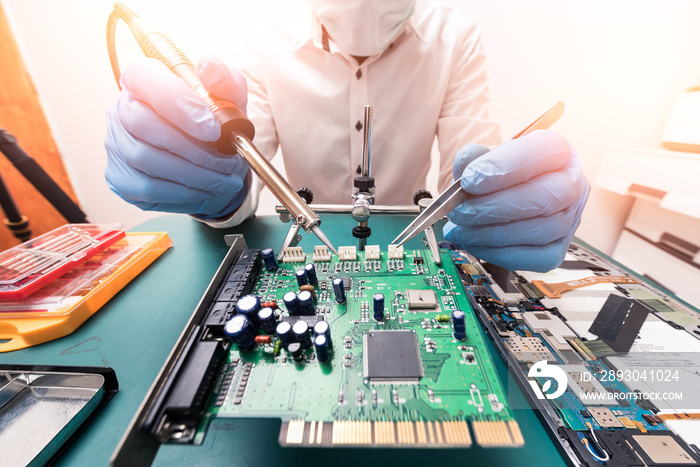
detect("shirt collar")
[292,6,426,52]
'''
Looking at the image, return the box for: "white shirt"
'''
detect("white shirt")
[210,0,500,228]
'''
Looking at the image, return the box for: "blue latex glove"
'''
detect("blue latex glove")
[104,56,250,219]
[443,130,590,272]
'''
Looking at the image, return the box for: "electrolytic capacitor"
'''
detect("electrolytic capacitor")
[313,320,332,349]
[276,321,294,348]
[292,320,311,349]
[298,290,315,315]
[373,293,385,321]
[224,315,257,351]
[236,294,261,327]
[295,269,308,287]
[452,310,467,341]
[257,307,277,334]
[314,334,330,363]
[283,291,300,315]
[288,342,304,363]
[261,248,278,272]
[304,263,318,287]
[332,277,346,304]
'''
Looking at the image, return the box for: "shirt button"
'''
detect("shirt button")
[356,69,362,79]
[355,121,362,131]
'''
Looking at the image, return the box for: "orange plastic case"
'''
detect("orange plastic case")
[0,232,171,352]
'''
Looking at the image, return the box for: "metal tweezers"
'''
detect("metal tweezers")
[391,101,565,247]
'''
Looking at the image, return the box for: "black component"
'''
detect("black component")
[412,189,433,205]
[203,302,236,336]
[216,281,247,302]
[353,176,374,192]
[296,187,313,204]
[559,260,609,272]
[282,315,324,328]
[343,277,352,290]
[520,300,535,311]
[579,409,591,418]
[589,295,649,352]
[461,272,473,284]
[548,307,567,322]
[352,225,371,239]
[413,256,424,264]
[494,320,509,334]
[470,285,490,298]
[156,340,227,442]
[480,262,522,294]
[634,390,660,413]
[515,282,545,300]
[559,427,700,466]
[364,330,423,381]
[288,342,304,362]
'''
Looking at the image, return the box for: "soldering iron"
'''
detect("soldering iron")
[106,3,337,254]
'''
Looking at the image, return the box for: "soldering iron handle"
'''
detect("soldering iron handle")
[113,3,255,154]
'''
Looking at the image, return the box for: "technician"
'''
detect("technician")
[104,0,589,272]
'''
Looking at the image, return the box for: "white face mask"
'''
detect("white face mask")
[307,0,416,57]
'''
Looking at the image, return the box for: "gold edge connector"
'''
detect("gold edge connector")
[472,420,524,447]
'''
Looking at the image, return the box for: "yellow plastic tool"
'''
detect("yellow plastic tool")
[0,232,171,352]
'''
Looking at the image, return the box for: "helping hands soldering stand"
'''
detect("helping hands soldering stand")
[276,105,442,263]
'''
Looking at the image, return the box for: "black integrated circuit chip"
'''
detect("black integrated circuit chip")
[363,330,423,382]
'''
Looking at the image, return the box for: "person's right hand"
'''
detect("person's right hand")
[105,56,250,220]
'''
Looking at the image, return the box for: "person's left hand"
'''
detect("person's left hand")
[443,130,590,272]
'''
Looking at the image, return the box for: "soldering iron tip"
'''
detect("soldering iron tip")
[311,226,338,256]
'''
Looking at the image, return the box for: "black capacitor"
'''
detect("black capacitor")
[304,263,318,287]
[276,321,294,348]
[236,294,261,327]
[257,307,277,334]
[292,320,312,349]
[313,320,332,348]
[332,277,346,304]
[298,290,315,315]
[295,269,308,287]
[288,342,304,363]
[261,248,278,272]
[452,310,467,340]
[224,315,257,351]
[283,291,301,315]
[373,293,385,321]
[314,334,330,363]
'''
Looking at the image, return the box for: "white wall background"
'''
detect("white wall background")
[2,0,700,254]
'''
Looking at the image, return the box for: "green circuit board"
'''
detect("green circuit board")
[199,246,523,448]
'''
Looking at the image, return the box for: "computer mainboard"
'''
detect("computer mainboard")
[117,235,700,466]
